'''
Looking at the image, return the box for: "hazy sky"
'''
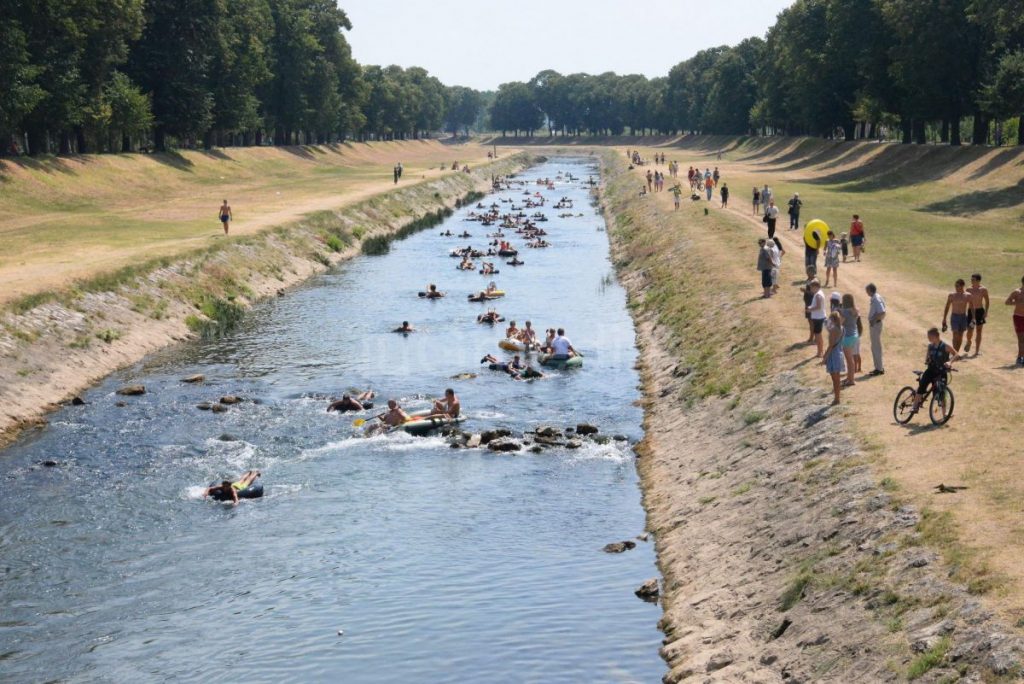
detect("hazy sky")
[341,0,793,91]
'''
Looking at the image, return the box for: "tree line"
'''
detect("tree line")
[488,0,1024,145]
[0,0,485,155]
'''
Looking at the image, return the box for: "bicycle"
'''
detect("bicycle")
[893,367,956,426]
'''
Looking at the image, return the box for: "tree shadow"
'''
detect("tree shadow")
[800,145,990,192]
[198,148,233,161]
[916,178,1024,217]
[1,155,86,178]
[967,147,1024,181]
[149,151,195,172]
[279,145,317,160]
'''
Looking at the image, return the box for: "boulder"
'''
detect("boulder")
[592,435,611,445]
[217,433,240,442]
[536,425,562,438]
[480,428,512,444]
[488,438,521,452]
[181,374,205,384]
[70,396,85,406]
[116,385,146,396]
[635,578,660,600]
[613,434,629,442]
[533,433,565,446]
[219,395,242,405]
[466,434,482,448]
[115,401,127,408]
[576,423,599,436]
[196,402,213,411]
[529,445,544,453]
[603,541,637,553]
[565,439,583,449]
[39,459,59,468]
[211,403,228,413]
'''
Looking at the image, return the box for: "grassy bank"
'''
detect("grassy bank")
[0,140,505,305]
[0,152,532,445]
[598,149,1023,681]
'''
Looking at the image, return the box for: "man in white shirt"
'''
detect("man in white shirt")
[766,239,782,294]
[550,328,577,360]
[765,200,780,238]
[806,279,827,358]
[866,283,886,375]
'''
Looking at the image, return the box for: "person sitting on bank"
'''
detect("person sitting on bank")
[203,470,261,506]
[431,388,461,419]
[550,328,578,360]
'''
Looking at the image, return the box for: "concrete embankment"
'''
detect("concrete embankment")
[0,153,533,447]
[597,151,1023,682]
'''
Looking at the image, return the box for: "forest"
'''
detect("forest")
[0,0,485,154]
[490,0,1024,145]
[2,0,1023,155]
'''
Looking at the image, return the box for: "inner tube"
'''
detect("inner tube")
[208,480,264,501]
[539,354,584,369]
[498,338,528,352]
[497,249,518,257]
[479,269,499,275]
[804,219,829,250]
[399,410,466,436]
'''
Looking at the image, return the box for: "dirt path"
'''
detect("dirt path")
[625,157,1024,622]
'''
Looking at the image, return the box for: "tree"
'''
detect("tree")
[490,82,541,137]
[0,13,44,149]
[444,86,483,137]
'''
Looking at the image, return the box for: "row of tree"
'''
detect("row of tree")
[489,0,1024,144]
[0,0,485,155]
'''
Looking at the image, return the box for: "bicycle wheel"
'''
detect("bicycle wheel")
[893,387,917,424]
[929,386,955,426]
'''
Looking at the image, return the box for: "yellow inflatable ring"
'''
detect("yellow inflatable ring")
[804,219,829,250]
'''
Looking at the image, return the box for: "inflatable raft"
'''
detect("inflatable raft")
[398,410,465,436]
[538,354,583,369]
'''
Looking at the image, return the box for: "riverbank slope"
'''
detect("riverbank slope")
[0,151,532,447]
[599,150,1023,681]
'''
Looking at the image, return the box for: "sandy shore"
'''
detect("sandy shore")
[0,153,531,448]
[598,151,1024,681]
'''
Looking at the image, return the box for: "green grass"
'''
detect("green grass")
[907,636,950,680]
[95,328,121,343]
[780,572,813,611]
[743,410,767,425]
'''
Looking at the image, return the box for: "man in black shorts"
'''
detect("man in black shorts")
[964,273,989,356]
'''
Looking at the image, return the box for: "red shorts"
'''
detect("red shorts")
[1015,314,1024,334]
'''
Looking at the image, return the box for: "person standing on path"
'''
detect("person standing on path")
[964,273,989,356]
[1006,275,1024,366]
[218,200,232,235]
[766,236,782,294]
[762,185,772,209]
[705,176,715,201]
[393,165,399,184]
[806,279,827,357]
[865,283,886,375]
[787,193,802,230]
[671,183,682,210]
[752,186,761,215]
[823,311,845,406]
[720,183,730,208]
[764,200,780,238]
[823,231,840,287]
[840,293,862,386]
[849,215,865,261]
[942,279,972,352]
[757,239,773,299]
[397,162,403,179]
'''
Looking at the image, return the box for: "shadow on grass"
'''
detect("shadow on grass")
[967,147,1024,181]
[149,151,195,172]
[0,155,87,178]
[916,179,1024,217]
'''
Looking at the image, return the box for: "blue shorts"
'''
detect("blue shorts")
[950,313,969,332]
[826,347,845,374]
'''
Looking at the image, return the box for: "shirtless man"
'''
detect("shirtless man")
[1007,275,1024,366]
[942,279,972,352]
[393,321,415,333]
[505,320,520,340]
[218,200,232,235]
[964,273,989,355]
[431,389,460,419]
[380,399,409,428]
[327,390,374,413]
[521,320,538,347]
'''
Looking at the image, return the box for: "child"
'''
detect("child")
[840,233,849,263]
[823,231,840,287]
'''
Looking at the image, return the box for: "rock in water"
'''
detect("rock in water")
[536,425,562,438]
[480,428,512,444]
[70,396,85,406]
[576,423,599,436]
[603,541,637,553]
[466,434,482,448]
[116,385,145,396]
[565,440,583,449]
[210,403,228,413]
[219,395,242,405]
[450,372,477,381]
[635,578,660,601]
[181,374,205,384]
[488,438,521,452]
[196,402,213,411]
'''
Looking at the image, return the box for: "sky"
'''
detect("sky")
[340,0,793,91]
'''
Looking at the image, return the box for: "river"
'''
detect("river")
[0,158,663,682]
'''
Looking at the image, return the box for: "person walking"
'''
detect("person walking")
[720,183,730,208]
[764,200,780,238]
[866,283,886,375]
[1006,274,1024,366]
[752,186,761,215]
[218,199,232,235]
[850,214,865,261]
[823,231,840,287]
[705,175,715,201]
[787,193,802,230]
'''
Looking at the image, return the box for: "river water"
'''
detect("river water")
[0,158,663,682]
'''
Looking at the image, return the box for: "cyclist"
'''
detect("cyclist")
[910,327,960,413]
